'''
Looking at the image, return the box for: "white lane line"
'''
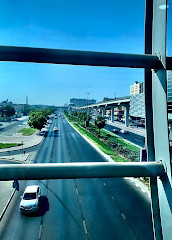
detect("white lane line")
[38,224,43,240]
[83,220,88,235]
[75,187,79,196]
[121,213,126,220]
[104,183,106,187]
[45,187,48,196]
[111,196,115,201]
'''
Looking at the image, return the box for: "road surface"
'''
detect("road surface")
[0,116,154,240]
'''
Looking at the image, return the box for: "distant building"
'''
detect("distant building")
[130,81,143,96]
[70,98,96,107]
[129,81,145,119]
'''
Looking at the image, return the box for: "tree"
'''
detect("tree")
[28,111,47,131]
[94,116,106,135]
[4,105,15,118]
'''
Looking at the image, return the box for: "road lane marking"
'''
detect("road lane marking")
[75,187,79,196]
[38,223,43,240]
[83,220,88,235]
[111,195,115,201]
[121,213,126,220]
[103,183,106,187]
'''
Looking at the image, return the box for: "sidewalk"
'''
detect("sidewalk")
[0,153,30,163]
[107,120,145,137]
[0,127,47,153]
[0,116,28,129]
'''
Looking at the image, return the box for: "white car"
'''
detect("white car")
[53,127,58,131]
[19,185,41,213]
[120,129,128,134]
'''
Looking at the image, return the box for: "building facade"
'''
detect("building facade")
[130,81,143,96]
[130,93,145,119]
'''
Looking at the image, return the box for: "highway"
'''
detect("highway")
[0,116,153,240]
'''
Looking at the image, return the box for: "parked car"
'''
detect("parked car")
[19,185,41,213]
[53,127,58,131]
[113,129,119,133]
[120,129,128,134]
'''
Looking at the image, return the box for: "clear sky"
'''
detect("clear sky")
[0,0,171,106]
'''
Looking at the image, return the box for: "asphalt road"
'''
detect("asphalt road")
[0,116,154,240]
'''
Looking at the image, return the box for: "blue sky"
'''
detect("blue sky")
[0,0,171,106]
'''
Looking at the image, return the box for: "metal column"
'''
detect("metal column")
[144,1,163,239]
[151,0,172,239]
[124,105,129,127]
[111,107,114,122]
[101,107,106,117]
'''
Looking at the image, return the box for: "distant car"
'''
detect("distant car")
[120,129,128,134]
[53,127,58,131]
[54,116,57,119]
[19,185,41,213]
[113,129,119,133]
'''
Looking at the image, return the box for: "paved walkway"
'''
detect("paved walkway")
[0,116,28,129]
[0,153,30,163]
[0,127,47,153]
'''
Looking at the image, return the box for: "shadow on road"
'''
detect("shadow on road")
[37,196,49,216]
[22,196,49,217]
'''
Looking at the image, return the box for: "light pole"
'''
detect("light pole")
[86,92,90,128]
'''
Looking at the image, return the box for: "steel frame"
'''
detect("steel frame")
[0,0,171,239]
[0,162,164,180]
[0,45,171,70]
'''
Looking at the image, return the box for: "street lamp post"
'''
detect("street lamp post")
[86,92,90,128]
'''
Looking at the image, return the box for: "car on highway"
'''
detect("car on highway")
[112,129,119,133]
[120,129,128,134]
[54,116,57,119]
[53,127,58,131]
[19,185,41,213]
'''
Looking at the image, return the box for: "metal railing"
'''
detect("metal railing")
[0,162,164,180]
[0,0,171,239]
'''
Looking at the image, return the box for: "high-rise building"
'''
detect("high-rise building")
[130,81,143,96]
